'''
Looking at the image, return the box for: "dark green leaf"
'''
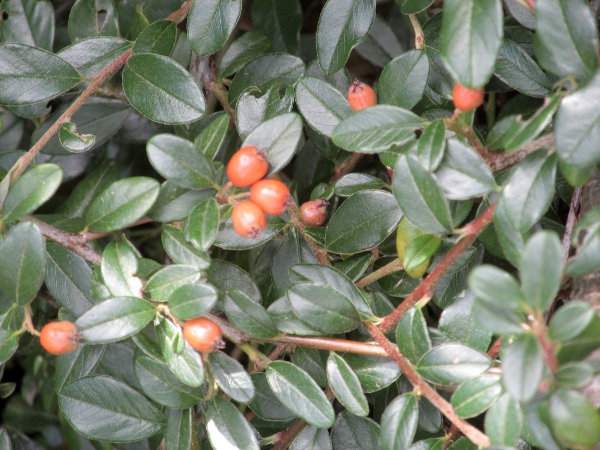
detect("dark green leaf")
[0,222,44,305]
[2,164,62,223]
[165,408,192,450]
[59,375,165,442]
[439,293,492,353]
[402,0,433,14]
[267,361,335,428]
[59,122,96,153]
[355,15,403,68]
[290,426,332,450]
[417,120,446,172]
[327,353,369,416]
[440,0,503,87]
[393,155,453,234]
[271,229,318,295]
[58,37,133,78]
[451,375,502,418]
[295,76,353,137]
[334,173,385,197]
[332,105,422,153]
[0,329,18,365]
[468,265,525,310]
[549,389,600,448]
[217,31,271,79]
[380,393,418,450]
[123,54,206,125]
[223,290,278,338]
[161,224,211,269]
[316,0,375,75]
[533,0,598,81]
[396,307,432,365]
[331,411,380,449]
[68,0,119,41]
[326,190,402,254]
[252,0,302,54]
[0,44,81,106]
[484,393,522,446]
[417,344,491,386]
[144,265,201,302]
[75,297,156,344]
[101,240,143,298]
[236,84,295,140]
[501,333,544,401]
[206,259,261,302]
[548,301,594,341]
[168,283,218,320]
[404,234,440,271]
[193,114,229,161]
[184,198,219,251]
[0,0,55,50]
[519,231,563,312]
[554,362,594,389]
[188,0,241,57]
[214,215,286,251]
[85,177,160,232]
[379,50,430,110]
[343,354,401,393]
[335,253,372,281]
[494,39,551,97]
[149,183,215,223]
[292,346,327,388]
[248,372,295,421]
[566,225,600,276]
[205,396,259,450]
[54,344,105,392]
[209,351,255,403]
[132,20,177,56]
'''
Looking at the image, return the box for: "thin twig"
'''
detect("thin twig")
[355,258,403,288]
[532,316,558,373]
[408,14,425,49]
[489,133,555,173]
[23,305,40,336]
[329,152,363,186]
[487,337,502,360]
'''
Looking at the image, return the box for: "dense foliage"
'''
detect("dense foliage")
[0,0,599,449]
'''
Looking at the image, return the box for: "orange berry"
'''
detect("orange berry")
[300,199,329,226]
[40,321,81,355]
[452,84,485,112]
[183,317,225,353]
[347,80,377,111]
[250,179,291,215]
[232,200,267,238]
[226,146,269,188]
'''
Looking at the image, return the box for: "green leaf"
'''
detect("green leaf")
[0,43,81,106]
[236,84,295,140]
[326,190,402,254]
[184,198,219,251]
[75,297,156,344]
[316,0,375,75]
[519,231,563,312]
[248,372,295,421]
[434,139,496,200]
[451,375,502,418]
[343,354,401,393]
[291,346,328,389]
[0,222,44,305]
[335,253,372,281]
[327,353,369,417]
[439,293,492,353]
[168,283,218,320]
[494,39,551,97]
[214,215,286,251]
[468,265,525,310]
[331,412,380,449]
[188,0,241,57]
[161,224,211,269]
[334,173,385,197]
[554,362,594,389]
[144,265,201,302]
[404,235,440,271]
[2,164,62,223]
[332,105,422,153]
[549,389,600,448]
[499,151,557,232]
[223,290,278,338]
[58,122,96,153]
[287,282,361,333]
[440,0,503,87]
[252,0,302,54]
[205,396,260,450]
[417,344,491,386]
[402,0,433,14]
[380,393,419,450]
[555,70,600,166]
[0,329,18,365]
[85,177,160,232]
[123,54,206,125]
[241,112,303,176]
[54,344,105,392]
[533,0,598,81]
[165,408,192,450]
[45,242,94,316]
[396,307,432,365]
[217,31,271,79]
[501,333,544,402]
[58,37,133,78]
[485,393,522,446]
[0,0,55,50]
[132,20,177,56]
[417,120,446,172]
[206,259,261,302]
[208,351,255,403]
[193,114,229,161]
[134,354,203,408]
[566,225,600,276]
[548,301,594,341]
[355,15,403,68]
[295,76,353,138]
[379,50,430,110]
[228,54,305,105]
[267,361,335,428]
[101,240,143,298]
[290,426,332,450]
[393,155,453,234]
[68,0,119,41]
[59,375,165,442]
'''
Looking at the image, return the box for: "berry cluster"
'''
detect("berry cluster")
[226,146,291,239]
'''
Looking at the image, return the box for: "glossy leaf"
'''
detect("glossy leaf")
[184,198,219,251]
[501,333,544,402]
[165,408,192,450]
[68,0,119,41]
[439,293,492,353]
[205,396,260,450]
[236,84,295,140]
[404,234,440,271]
[58,37,133,78]
[548,301,594,341]
[132,20,177,56]
[168,283,218,320]
[451,375,502,418]
[209,351,255,403]
[494,39,551,97]
[188,0,241,57]
[468,265,525,310]
[343,354,401,393]
[396,308,431,366]
[331,412,380,449]
[417,344,491,386]
[58,122,96,153]
[484,393,522,446]
[0,330,18,365]
[214,215,286,251]
[223,290,278,338]
[0,222,44,305]
[217,31,271,79]
[144,265,201,302]
[379,50,429,110]
[549,389,600,448]
[327,353,369,416]
[161,224,211,269]
[123,54,206,125]
[206,259,261,302]
[290,426,332,450]
[554,362,594,389]
[75,297,156,344]
[380,394,419,450]
[193,114,229,161]
[54,344,105,392]
[417,120,446,172]
[248,372,295,421]
[334,173,385,197]
[252,0,302,54]
[0,0,55,50]
[355,15,403,68]
[101,240,143,298]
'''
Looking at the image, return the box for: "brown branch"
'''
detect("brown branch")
[487,337,502,360]
[355,258,403,288]
[366,323,491,448]
[379,203,497,334]
[23,305,40,336]
[532,316,558,373]
[408,14,425,49]
[445,113,487,158]
[78,217,153,242]
[166,0,193,23]
[266,335,388,357]
[488,133,555,173]
[190,55,235,121]
[329,152,363,185]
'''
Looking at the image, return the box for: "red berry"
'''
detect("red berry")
[183,317,225,353]
[232,200,267,238]
[347,80,377,111]
[250,179,291,215]
[452,84,485,112]
[226,146,269,188]
[40,321,81,355]
[300,199,329,226]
